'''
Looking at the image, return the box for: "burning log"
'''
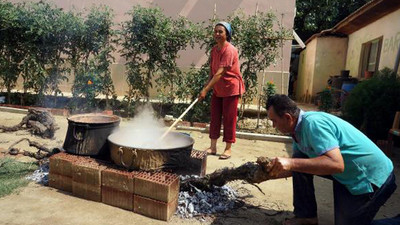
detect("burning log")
[0,108,59,138]
[180,157,273,192]
[7,138,60,160]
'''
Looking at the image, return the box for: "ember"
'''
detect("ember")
[177,175,239,218]
[26,161,49,185]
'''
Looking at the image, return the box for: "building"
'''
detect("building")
[295,0,400,103]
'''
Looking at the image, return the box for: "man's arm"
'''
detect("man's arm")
[269,148,344,178]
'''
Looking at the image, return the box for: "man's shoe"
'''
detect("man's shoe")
[283,217,318,225]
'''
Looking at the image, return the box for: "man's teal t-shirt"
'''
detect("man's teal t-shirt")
[293,111,393,195]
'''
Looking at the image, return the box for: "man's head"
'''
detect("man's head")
[266,94,300,134]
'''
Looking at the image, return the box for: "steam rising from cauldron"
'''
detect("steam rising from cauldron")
[111,104,191,149]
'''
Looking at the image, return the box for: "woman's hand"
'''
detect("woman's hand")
[198,89,208,101]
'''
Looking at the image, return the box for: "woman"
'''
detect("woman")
[198,21,245,160]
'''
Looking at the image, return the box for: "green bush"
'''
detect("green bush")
[342,68,400,141]
[174,65,211,123]
[318,87,335,112]
[263,81,277,110]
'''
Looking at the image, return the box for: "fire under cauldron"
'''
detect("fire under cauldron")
[63,113,120,157]
[108,130,194,171]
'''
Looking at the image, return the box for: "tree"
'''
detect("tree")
[120,5,198,116]
[174,64,211,123]
[0,1,24,104]
[295,0,370,41]
[17,1,69,106]
[230,11,289,117]
[70,5,116,111]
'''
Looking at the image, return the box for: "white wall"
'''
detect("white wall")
[346,8,400,77]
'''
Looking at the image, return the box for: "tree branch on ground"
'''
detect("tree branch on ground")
[7,138,60,160]
[0,109,58,138]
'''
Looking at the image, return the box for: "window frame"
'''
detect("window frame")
[359,36,383,78]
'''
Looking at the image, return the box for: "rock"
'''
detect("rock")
[164,115,174,121]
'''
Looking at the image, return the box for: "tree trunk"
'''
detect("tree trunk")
[7,85,11,104]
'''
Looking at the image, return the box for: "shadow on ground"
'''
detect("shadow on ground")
[209,200,291,225]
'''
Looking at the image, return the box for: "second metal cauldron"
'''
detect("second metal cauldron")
[108,130,194,171]
[63,113,120,156]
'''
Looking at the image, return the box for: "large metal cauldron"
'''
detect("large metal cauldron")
[108,130,194,171]
[63,113,120,156]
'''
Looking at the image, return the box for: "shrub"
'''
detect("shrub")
[342,68,400,141]
[318,87,335,112]
[263,81,277,109]
[174,65,211,123]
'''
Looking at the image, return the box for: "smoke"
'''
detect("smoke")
[110,104,192,149]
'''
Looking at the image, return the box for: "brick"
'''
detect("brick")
[134,171,179,203]
[49,152,79,177]
[72,158,105,186]
[167,149,207,177]
[193,122,207,128]
[133,195,178,221]
[189,150,207,177]
[102,186,134,211]
[101,167,135,193]
[72,181,102,202]
[178,121,191,127]
[48,173,72,192]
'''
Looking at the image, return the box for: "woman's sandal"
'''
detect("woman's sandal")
[206,149,217,155]
[218,154,231,160]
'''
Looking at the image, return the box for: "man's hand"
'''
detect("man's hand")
[269,157,292,177]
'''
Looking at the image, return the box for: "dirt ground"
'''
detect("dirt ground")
[0,109,399,225]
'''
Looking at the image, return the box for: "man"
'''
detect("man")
[266,94,397,225]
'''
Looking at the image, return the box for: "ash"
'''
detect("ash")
[177,175,239,219]
[26,160,49,185]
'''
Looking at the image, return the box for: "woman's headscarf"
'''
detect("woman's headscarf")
[216,21,232,42]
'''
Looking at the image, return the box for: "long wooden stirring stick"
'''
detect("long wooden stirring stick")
[159,98,199,141]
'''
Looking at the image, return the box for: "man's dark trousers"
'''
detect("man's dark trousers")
[292,150,397,225]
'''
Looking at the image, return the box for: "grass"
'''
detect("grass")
[0,157,38,198]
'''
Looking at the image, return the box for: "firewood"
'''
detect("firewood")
[0,108,58,138]
[7,138,60,160]
[180,157,273,192]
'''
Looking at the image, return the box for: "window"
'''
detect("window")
[359,37,383,78]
